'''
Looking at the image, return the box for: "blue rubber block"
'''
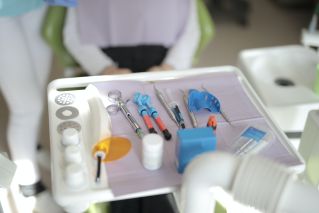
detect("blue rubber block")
[176,127,216,173]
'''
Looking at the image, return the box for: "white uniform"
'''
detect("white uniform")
[0,6,52,185]
[63,0,200,75]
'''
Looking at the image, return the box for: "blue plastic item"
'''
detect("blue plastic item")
[0,0,43,16]
[133,92,148,115]
[43,0,77,7]
[176,127,216,173]
[188,89,220,113]
[133,92,160,118]
[242,127,266,142]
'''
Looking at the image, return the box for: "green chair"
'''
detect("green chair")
[194,0,215,65]
[85,202,110,213]
[41,6,77,68]
[41,6,80,77]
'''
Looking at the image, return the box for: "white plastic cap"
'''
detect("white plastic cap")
[65,163,85,188]
[62,128,80,146]
[142,134,164,170]
[64,145,82,164]
[142,134,164,153]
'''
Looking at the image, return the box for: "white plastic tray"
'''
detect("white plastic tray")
[47,66,304,212]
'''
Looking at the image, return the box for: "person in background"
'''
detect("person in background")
[0,0,62,212]
[63,0,200,75]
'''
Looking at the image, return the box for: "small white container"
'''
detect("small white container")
[64,145,82,164]
[65,163,85,188]
[62,128,80,146]
[142,134,164,171]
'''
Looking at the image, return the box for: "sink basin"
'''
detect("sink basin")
[238,45,319,132]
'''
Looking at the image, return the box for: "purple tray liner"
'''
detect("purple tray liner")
[93,72,302,197]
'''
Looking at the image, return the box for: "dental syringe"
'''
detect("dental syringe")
[107,90,145,139]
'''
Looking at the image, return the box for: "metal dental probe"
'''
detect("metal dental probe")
[181,89,198,128]
[154,86,179,126]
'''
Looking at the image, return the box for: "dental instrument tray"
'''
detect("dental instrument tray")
[47,66,304,212]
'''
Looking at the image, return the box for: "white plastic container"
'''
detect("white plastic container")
[62,128,80,146]
[64,145,82,164]
[65,163,86,189]
[142,134,164,170]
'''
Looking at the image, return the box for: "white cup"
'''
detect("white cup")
[142,134,164,171]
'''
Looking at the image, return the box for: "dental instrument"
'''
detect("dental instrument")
[92,138,111,183]
[107,90,144,139]
[133,92,157,134]
[86,85,113,183]
[172,104,186,129]
[134,92,172,140]
[142,94,172,140]
[148,106,172,140]
[181,89,198,128]
[165,88,186,129]
[139,106,157,134]
[95,155,102,182]
[154,86,179,126]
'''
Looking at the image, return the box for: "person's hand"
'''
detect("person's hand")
[148,64,174,72]
[101,66,132,75]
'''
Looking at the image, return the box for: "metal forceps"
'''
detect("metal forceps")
[106,90,144,139]
[180,89,198,128]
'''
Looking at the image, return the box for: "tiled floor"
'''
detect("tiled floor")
[0,0,313,212]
